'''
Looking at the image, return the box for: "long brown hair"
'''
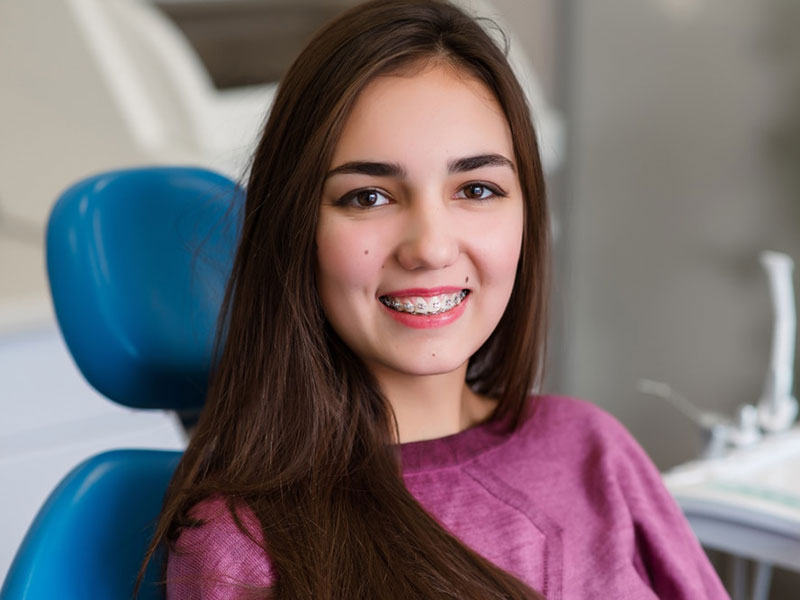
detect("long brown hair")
[140,0,550,597]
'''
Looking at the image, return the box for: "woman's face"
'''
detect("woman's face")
[316,63,524,379]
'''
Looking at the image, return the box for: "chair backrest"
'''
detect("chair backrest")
[1,166,243,599]
[0,450,182,600]
[46,166,243,412]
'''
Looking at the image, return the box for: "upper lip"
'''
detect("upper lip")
[380,286,467,298]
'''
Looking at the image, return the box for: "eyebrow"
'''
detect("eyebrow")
[449,154,515,174]
[325,153,515,179]
[326,160,405,179]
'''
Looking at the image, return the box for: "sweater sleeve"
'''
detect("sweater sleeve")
[166,497,274,600]
[603,415,729,599]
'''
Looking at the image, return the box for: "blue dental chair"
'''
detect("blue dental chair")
[0,167,244,600]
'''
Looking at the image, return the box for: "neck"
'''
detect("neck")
[368,362,497,443]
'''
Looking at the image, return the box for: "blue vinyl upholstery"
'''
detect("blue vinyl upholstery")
[1,450,182,600]
[1,167,243,600]
[46,166,243,411]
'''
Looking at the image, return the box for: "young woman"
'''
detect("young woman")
[142,1,729,598]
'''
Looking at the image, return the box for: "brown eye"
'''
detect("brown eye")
[457,182,503,201]
[356,190,381,207]
[464,184,487,199]
[337,188,391,209]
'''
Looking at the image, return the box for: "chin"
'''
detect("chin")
[384,355,470,377]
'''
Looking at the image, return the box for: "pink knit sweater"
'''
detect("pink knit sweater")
[166,396,729,599]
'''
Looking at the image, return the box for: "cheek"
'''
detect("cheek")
[499,219,524,276]
[316,219,387,296]
[483,236,523,302]
[467,205,524,289]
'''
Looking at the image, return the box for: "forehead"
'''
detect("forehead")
[330,63,514,168]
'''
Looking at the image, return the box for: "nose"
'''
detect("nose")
[395,198,459,271]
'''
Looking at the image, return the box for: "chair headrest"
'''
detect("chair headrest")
[47,166,243,410]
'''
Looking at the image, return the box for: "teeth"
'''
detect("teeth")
[380,290,468,315]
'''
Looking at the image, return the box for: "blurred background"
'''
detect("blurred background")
[1,0,799,596]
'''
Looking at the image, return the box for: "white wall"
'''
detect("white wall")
[0,0,153,332]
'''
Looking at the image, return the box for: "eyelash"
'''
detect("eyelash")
[334,182,507,209]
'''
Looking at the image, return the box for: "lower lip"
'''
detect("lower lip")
[379,294,469,329]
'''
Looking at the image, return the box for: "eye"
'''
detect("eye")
[336,188,391,208]
[455,182,505,201]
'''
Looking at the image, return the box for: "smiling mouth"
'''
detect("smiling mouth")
[379,290,469,315]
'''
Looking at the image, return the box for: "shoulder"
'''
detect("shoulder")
[521,394,637,453]
[520,395,678,515]
[478,395,655,494]
[521,399,728,597]
[167,495,274,600]
[509,395,665,492]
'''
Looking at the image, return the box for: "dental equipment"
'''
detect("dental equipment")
[637,250,799,459]
[757,251,798,433]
